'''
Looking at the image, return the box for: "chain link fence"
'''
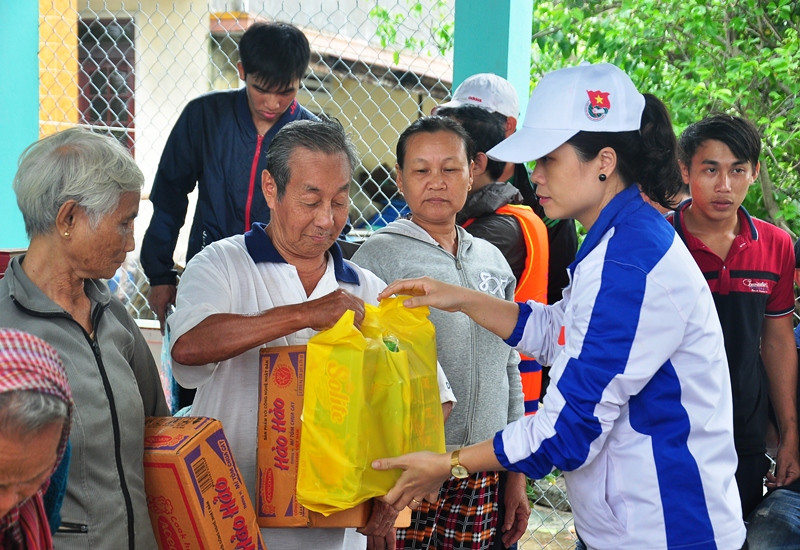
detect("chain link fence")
[33,2,800,547]
[46,0,458,320]
[36,1,580,547]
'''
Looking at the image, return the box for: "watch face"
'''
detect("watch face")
[451,464,469,479]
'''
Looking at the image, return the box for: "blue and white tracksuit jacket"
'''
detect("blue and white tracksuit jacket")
[495,186,745,549]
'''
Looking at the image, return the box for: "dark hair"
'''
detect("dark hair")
[266,118,358,198]
[396,116,476,170]
[567,94,682,209]
[795,237,800,270]
[239,22,310,90]
[676,181,690,198]
[678,114,761,170]
[436,105,506,180]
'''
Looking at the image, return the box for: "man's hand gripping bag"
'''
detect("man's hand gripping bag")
[297,296,446,515]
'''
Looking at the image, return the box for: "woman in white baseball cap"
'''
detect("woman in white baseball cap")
[371,62,746,550]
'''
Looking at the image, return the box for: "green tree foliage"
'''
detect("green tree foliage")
[531,0,800,236]
[371,0,454,64]
[369,1,799,235]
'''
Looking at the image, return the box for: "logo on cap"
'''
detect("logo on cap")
[585,90,610,121]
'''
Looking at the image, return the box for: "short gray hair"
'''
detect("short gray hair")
[13,127,144,238]
[266,118,358,198]
[0,391,69,435]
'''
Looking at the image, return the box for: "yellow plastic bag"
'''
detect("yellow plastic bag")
[297,296,446,515]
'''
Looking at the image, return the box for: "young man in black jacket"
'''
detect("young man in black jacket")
[142,22,317,332]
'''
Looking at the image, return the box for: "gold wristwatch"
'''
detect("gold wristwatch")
[450,449,470,479]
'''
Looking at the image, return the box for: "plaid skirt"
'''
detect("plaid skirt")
[396,471,500,550]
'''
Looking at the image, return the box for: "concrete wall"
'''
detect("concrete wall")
[299,73,440,174]
[84,0,210,189]
[83,0,210,257]
[40,0,80,136]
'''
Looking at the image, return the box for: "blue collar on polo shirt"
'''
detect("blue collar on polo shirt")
[671,198,759,242]
[244,222,360,285]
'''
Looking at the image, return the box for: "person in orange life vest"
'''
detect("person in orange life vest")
[438,104,549,416]
[433,73,577,307]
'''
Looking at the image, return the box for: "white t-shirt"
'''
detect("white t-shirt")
[170,230,454,550]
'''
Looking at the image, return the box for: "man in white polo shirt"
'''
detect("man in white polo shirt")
[168,119,455,550]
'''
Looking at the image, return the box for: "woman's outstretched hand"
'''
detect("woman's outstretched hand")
[378,276,521,340]
[378,277,467,313]
[372,451,451,511]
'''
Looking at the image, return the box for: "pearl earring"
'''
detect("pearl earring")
[599,173,607,182]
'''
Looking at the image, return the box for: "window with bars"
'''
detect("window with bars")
[78,18,136,152]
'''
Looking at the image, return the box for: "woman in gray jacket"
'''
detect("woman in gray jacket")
[352,116,529,550]
[1,128,169,549]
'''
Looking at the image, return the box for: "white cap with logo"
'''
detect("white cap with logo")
[433,73,520,119]
[487,63,645,163]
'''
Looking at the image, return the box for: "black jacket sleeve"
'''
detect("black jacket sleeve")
[140,100,204,284]
[141,207,183,286]
[463,215,526,282]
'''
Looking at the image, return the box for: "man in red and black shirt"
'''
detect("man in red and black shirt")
[669,114,798,518]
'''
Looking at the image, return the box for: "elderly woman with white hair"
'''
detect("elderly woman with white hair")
[0,128,169,549]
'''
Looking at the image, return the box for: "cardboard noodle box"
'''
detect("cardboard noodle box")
[256,345,411,528]
[144,416,267,550]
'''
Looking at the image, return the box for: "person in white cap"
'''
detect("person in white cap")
[372,62,746,550]
[433,73,521,136]
[436,73,578,308]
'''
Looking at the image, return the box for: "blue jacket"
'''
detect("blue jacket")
[496,186,745,549]
[141,88,317,285]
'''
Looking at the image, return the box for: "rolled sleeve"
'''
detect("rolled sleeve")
[436,361,457,404]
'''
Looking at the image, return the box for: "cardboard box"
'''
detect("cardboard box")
[144,416,266,550]
[256,345,410,528]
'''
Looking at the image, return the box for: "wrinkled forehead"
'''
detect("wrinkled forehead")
[285,148,352,188]
[404,130,468,160]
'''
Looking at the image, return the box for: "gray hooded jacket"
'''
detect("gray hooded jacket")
[0,256,168,549]
[351,220,524,448]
